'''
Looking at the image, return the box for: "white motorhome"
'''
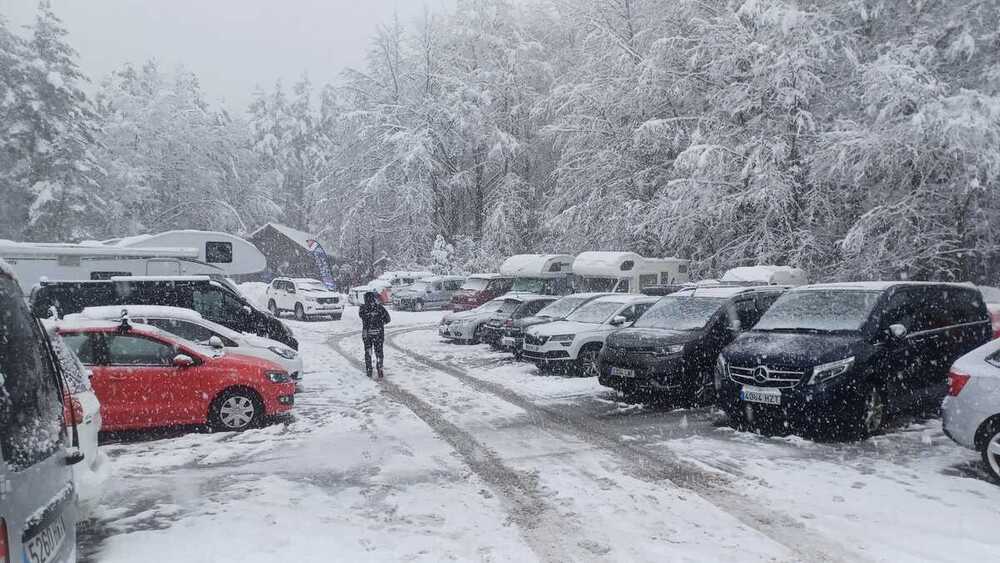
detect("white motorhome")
[0,230,266,294]
[573,252,690,294]
[500,254,575,295]
[720,265,808,286]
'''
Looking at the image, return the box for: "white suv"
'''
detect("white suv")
[267,278,344,321]
[522,294,658,376]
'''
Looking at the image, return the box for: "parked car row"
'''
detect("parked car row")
[437,280,1000,482]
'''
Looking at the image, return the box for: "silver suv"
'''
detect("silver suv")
[0,264,78,563]
[392,276,465,311]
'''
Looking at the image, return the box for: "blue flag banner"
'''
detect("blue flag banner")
[306,239,336,290]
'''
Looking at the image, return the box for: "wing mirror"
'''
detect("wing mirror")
[728,319,743,332]
[173,354,195,367]
[610,315,627,327]
[888,324,908,339]
[208,336,225,349]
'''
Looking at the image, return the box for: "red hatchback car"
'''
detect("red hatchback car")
[57,320,296,432]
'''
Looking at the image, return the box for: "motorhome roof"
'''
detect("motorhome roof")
[500,254,574,277]
[109,275,214,282]
[573,252,688,277]
[0,241,200,259]
[720,265,807,285]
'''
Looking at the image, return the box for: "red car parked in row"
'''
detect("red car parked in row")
[450,274,514,312]
[57,319,296,432]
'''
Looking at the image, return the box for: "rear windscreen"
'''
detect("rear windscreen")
[0,277,63,470]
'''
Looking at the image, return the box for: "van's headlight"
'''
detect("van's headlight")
[715,355,728,390]
[266,371,291,383]
[808,357,855,385]
[655,344,685,356]
[269,346,297,360]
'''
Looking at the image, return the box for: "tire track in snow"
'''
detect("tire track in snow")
[384,326,864,563]
[329,329,585,563]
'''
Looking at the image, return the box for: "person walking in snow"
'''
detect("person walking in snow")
[359,291,391,379]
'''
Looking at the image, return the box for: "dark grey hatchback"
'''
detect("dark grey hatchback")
[718,282,992,438]
[1,264,78,563]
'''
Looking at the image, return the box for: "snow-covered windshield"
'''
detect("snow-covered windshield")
[497,299,523,314]
[565,301,622,324]
[537,296,590,319]
[577,277,619,293]
[410,281,431,293]
[461,278,490,291]
[978,286,1000,303]
[0,277,63,470]
[755,290,881,333]
[475,300,506,314]
[297,281,328,292]
[632,296,723,330]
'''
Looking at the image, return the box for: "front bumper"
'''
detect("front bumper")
[304,302,344,315]
[521,342,572,362]
[439,322,473,340]
[597,349,691,393]
[717,373,862,431]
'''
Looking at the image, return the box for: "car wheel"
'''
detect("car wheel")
[210,389,263,431]
[268,300,279,316]
[576,346,601,378]
[415,300,425,311]
[852,383,885,439]
[981,426,1000,484]
[294,303,306,321]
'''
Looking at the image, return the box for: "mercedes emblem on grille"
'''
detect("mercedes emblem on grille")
[753,366,769,384]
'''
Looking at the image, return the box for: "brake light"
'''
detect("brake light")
[990,311,1000,339]
[504,319,513,327]
[947,370,971,397]
[0,518,8,563]
[72,396,84,421]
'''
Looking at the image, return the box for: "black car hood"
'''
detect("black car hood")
[607,327,704,348]
[724,331,868,367]
[513,315,555,329]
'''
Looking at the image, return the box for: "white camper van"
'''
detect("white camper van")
[500,254,575,295]
[0,230,266,294]
[720,265,808,286]
[573,252,690,294]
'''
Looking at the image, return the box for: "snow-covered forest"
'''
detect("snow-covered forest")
[2,0,999,284]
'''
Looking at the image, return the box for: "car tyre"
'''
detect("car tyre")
[268,300,279,316]
[575,346,602,378]
[294,303,307,322]
[210,388,264,431]
[415,300,425,312]
[850,382,885,440]
[981,424,1000,484]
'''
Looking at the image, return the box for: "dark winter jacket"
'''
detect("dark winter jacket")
[359,292,391,337]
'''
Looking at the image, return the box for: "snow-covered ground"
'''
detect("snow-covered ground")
[78,305,1000,562]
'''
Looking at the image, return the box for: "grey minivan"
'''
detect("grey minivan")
[1,264,78,563]
[392,276,466,311]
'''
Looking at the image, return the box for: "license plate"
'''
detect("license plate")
[501,337,516,347]
[610,366,635,378]
[523,344,540,352]
[741,385,781,405]
[24,518,67,563]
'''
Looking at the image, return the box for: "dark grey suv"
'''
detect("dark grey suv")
[1,264,78,563]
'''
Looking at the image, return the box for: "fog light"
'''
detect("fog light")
[278,395,295,405]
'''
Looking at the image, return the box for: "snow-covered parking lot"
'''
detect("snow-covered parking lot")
[79,308,1000,563]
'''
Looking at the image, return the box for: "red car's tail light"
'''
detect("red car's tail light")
[947,370,971,397]
[990,311,1000,339]
[72,396,85,421]
[0,518,9,563]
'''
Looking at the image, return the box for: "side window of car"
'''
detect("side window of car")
[617,279,631,293]
[522,300,550,317]
[105,335,178,366]
[61,333,99,365]
[147,319,215,344]
[734,299,760,329]
[619,305,644,324]
[955,289,987,324]
[880,290,918,332]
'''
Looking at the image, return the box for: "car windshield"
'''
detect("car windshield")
[565,300,623,324]
[978,286,1000,303]
[511,277,546,293]
[461,278,490,291]
[476,300,506,313]
[754,290,881,332]
[577,277,619,292]
[537,296,590,319]
[297,281,328,292]
[632,296,723,330]
[410,281,431,292]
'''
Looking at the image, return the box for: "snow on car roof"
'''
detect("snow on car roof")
[592,294,660,304]
[793,281,973,292]
[499,254,574,276]
[465,273,505,280]
[675,286,779,299]
[564,292,615,299]
[78,305,205,322]
[55,317,214,352]
[109,275,213,282]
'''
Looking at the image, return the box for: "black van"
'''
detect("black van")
[31,276,298,349]
[599,286,786,402]
[717,282,992,438]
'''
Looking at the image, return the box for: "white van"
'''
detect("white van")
[573,252,690,294]
[720,265,808,286]
[348,271,434,305]
[500,254,575,295]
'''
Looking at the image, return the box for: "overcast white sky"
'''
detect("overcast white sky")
[0,0,447,111]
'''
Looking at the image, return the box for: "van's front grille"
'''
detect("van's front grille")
[729,364,805,388]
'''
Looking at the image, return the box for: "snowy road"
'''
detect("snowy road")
[79,309,1000,562]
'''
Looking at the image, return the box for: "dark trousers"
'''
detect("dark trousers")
[363,333,384,373]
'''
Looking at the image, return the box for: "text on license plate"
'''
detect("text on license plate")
[610,366,635,378]
[24,518,67,563]
[523,344,539,352]
[741,385,781,405]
